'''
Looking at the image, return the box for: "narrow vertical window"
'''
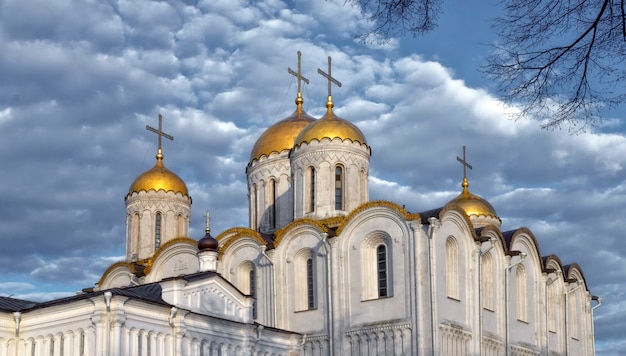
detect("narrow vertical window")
[49,338,54,356]
[335,166,343,210]
[377,245,388,297]
[308,167,316,213]
[155,212,162,250]
[250,267,257,319]
[251,185,257,229]
[177,214,183,237]
[307,258,315,308]
[132,213,140,254]
[445,237,460,299]
[269,179,276,229]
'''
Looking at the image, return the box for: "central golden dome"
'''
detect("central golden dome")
[250,93,315,161]
[128,149,188,196]
[295,96,366,146]
[446,178,497,218]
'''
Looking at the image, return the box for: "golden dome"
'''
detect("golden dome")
[295,96,367,146]
[250,93,315,161]
[128,149,188,196]
[446,178,497,218]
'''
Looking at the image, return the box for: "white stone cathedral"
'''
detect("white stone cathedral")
[0,54,599,356]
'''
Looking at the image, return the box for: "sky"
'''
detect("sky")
[0,0,624,354]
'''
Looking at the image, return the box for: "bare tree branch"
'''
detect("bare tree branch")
[346,0,443,43]
[484,0,626,131]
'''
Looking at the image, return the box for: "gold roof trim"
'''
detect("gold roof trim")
[274,217,332,247]
[97,261,137,287]
[336,200,421,236]
[438,203,479,241]
[143,237,197,275]
[216,227,267,258]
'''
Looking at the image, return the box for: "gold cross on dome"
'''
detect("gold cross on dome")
[456,145,473,178]
[146,114,174,151]
[288,51,309,94]
[205,211,211,232]
[317,56,342,97]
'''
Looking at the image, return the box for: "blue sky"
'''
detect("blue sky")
[0,0,624,354]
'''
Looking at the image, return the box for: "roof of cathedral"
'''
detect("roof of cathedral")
[127,149,189,196]
[294,96,367,146]
[249,93,315,161]
[0,296,37,312]
[445,177,498,219]
[1,283,169,313]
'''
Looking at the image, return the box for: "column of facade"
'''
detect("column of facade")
[149,332,157,356]
[408,220,422,354]
[111,314,126,356]
[91,314,104,356]
[63,331,74,355]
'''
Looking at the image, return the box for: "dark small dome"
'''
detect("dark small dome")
[198,230,219,252]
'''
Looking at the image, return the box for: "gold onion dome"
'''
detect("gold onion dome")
[295,96,367,146]
[250,93,315,161]
[446,177,497,218]
[128,149,188,196]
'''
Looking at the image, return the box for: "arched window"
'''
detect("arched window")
[481,251,494,310]
[516,264,528,321]
[237,261,256,318]
[132,213,140,258]
[308,167,315,213]
[295,249,316,311]
[445,237,460,300]
[335,166,344,210]
[361,233,393,300]
[268,179,276,229]
[307,258,315,309]
[154,212,162,250]
[377,245,388,297]
[177,214,183,237]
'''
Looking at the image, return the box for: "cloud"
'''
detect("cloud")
[0,0,623,353]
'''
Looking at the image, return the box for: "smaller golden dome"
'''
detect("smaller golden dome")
[250,93,315,161]
[128,149,188,196]
[446,178,497,218]
[295,96,366,146]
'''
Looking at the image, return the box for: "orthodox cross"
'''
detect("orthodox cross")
[317,56,342,97]
[205,211,211,232]
[146,114,174,151]
[288,51,309,93]
[456,145,473,178]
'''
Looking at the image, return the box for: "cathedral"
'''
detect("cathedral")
[0,53,599,356]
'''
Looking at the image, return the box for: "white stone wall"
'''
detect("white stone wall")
[219,203,596,356]
[290,138,370,220]
[125,190,191,261]
[246,152,293,233]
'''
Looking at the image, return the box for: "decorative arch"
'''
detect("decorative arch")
[445,236,460,300]
[294,248,316,311]
[361,231,393,300]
